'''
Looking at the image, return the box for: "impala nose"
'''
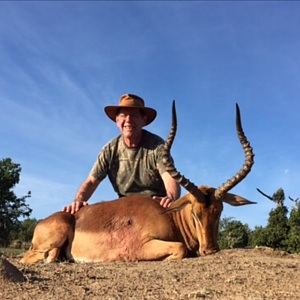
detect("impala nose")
[201,247,220,257]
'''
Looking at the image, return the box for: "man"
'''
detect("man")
[63,94,181,214]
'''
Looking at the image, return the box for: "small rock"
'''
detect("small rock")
[0,257,26,283]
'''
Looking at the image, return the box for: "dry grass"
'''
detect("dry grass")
[0,248,24,257]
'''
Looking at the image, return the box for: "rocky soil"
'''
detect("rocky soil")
[1,248,300,300]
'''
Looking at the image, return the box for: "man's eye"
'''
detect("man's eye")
[119,114,140,120]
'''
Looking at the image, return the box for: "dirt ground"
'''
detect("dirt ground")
[1,248,300,300]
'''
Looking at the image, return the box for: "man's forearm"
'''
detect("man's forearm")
[167,183,181,200]
[162,172,181,200]
[76,176,100,202]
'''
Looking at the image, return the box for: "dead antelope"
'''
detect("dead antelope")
[21,102,255,264]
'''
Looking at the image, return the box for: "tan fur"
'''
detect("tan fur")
[20,191,254,264]
[20,212,75,264]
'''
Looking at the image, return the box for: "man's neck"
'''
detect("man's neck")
[123,132,143,148]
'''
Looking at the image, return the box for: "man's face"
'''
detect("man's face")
[116,108,147,140]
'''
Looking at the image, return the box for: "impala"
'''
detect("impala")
[21,102,255,264]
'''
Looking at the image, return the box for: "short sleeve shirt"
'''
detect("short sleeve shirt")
[90,130,168,198]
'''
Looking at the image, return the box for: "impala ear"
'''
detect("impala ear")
[163,195,193,214]
[222,192,256,206]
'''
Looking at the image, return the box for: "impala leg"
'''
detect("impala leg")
[64,240,73,261]
[46,247,61,263]
[20,250,47,264]
[141,240,187,261]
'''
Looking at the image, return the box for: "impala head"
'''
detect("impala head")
[163,101,256,256]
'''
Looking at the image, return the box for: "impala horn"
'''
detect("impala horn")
[162,101,204,201]
[214,104,255,200]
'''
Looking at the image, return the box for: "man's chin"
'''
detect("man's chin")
[122,129,135,137]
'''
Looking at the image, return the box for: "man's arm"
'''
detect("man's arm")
[153,172,181,209]
[63,176,101,214]
[161,171,181,200]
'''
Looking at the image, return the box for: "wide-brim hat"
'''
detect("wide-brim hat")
[104,94,157,126]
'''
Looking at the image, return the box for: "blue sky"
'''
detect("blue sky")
[1,1,299,229]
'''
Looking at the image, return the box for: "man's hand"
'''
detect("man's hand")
[152,196,174,209]
[63,200,88,214]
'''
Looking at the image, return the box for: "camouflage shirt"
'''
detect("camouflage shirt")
[90,130,168,198]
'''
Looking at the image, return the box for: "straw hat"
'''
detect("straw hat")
[104,94,157,126]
